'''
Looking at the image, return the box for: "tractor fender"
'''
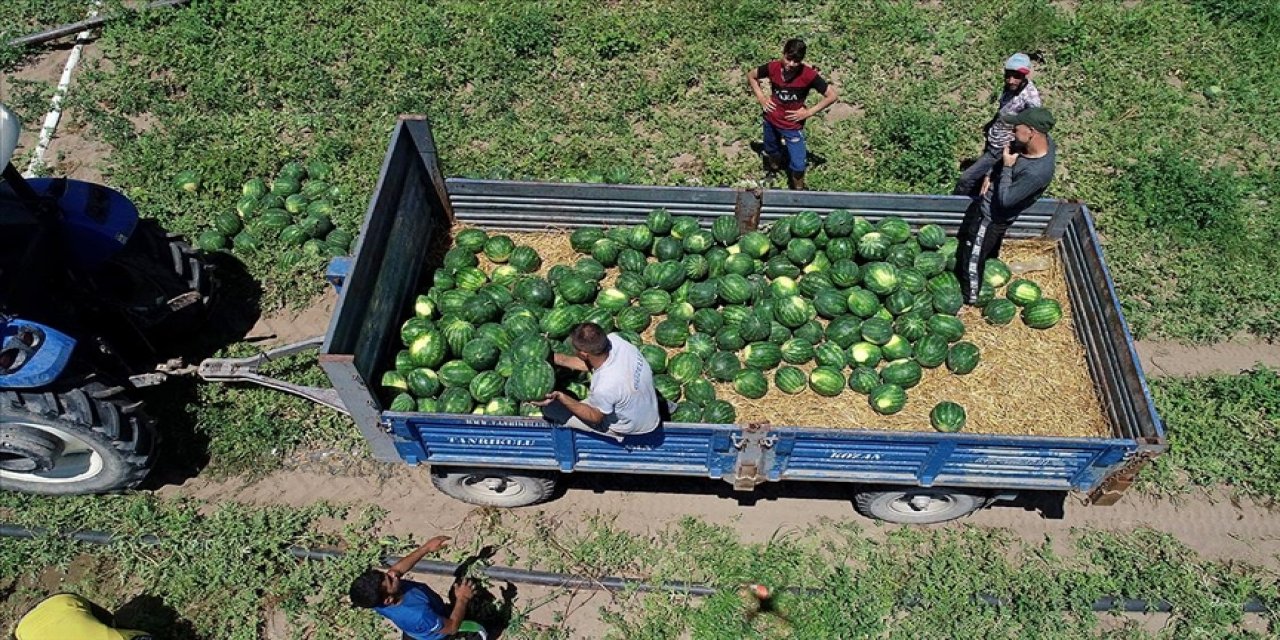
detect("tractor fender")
[26,178,137,270]
[0,319,76,389]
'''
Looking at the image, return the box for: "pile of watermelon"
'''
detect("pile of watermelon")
[188,161,356,262]
[975,260,1065,331]
[380,209,1073,431]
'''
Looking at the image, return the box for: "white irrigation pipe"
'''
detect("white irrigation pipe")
[22,2,102,178]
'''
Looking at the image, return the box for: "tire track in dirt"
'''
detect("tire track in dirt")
[158,461,1280,571]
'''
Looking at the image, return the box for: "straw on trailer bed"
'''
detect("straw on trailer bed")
[450,225,1109,439]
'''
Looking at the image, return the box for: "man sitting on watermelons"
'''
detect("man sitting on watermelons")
[535,322,668,442]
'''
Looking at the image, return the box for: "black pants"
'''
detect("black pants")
[952,147,1002,196]
[955,201,1015,304]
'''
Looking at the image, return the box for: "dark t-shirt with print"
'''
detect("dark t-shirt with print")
[754,60,829,130]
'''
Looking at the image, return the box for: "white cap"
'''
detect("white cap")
[0,104,20,169]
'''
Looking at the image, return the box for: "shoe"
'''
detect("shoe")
[787,170,807,190]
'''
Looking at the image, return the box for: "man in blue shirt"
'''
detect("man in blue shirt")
[348,535,477,639]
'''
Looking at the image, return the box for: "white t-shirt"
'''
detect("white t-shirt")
[586,334,661,435]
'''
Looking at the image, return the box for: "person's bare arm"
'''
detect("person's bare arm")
[552,352,588,372]
[437,580,476,635]
[532,391,606,425]
[785,85,839,122]
[387,536,450,577]
[747,68,775,112]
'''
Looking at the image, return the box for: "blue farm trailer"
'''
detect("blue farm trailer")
[309,118,1164,524]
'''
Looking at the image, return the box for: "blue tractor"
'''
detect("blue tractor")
[0,104,213,495]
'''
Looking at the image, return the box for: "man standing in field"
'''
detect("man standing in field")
[955,107,1057,304]
[747,38,840,190]
[536,322,664,442]
[953,53,1042,197]
[349,535,483,640]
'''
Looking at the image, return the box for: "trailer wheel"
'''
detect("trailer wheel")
[429,467,558,508]
[0,383,156,495]
[853,487,983,524]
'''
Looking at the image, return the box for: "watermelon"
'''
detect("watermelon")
[653,236,684,262]
[860,318,894,345]
[455,267,488,291]
[733,369,769,399]
[785,238,817,266]
[669,353,705,384]
[741,342,783,370]
[647,261,686,291]
[723,253,755,277]
[794,320,825,345]
[196,230,227,251]
[381,370,409,392]
[616,272,648,297]
[975,282,996,307]
[716,327,746,351]
[732,231,768,259]
[932,288,965,315]
[484,235,516,263]
[688,307,721,334]
[858,232,891,260]
[703,399,737,424]
[444,247,479,272]
[863,262,899,295]
[914,334,949,368]
[824,209,856,237]
[881,359,923,388]
[828,261,861,289]
[509,246,542,273]
[410,330,449,368]
[946,341,981,375]
[650,375,680,403]
[407,368,442,398]
[769,366,805,395]
[389,393,416,412]
[242,177,268,199]
[1006,279,1043,306]
[884,289,916,316]
[632,290,666,316]
[685,378,717,404]
[647,209,674,235]
[846,288,881,318]
[814,342,847,368]
[790,211,822,238]
[624,225,652,252]
[773,295,815,329]
[738,312,772,342]
[768,217,793,246]
[711,216,740,246]
[1021,298,1064,329]
[881,335,914,361]
[848,342,883,368]
[277,224,308,247]
[716,274,752,305]
[439,387,474,414]
[682,254,709,280]
[455,228,489,252]
[556,273,598,304]
[826,237,856,262]
[394,350,416,372]
[914,251,946,277]
[983,299,1018,325]
[510,333,551,362]
[927,315,966,342]
[469,371,505,403]
[817,316,857,349]
[634,345,666,375]
[214,211,243,236]
[682,229,715,254]
[796,272,833,299]
[232,231,261,253]
[767,321,791,346]
[461,297,500,325]
[812,289,848,319]
[780,338,816,365]
[541,307,580,339]
[917,224,947,249]
[897,267,927,293]
[655,319,690,347]
[257,209,290,231]
[439,360,479,388]
[670,402,704,423]
[506,360,556,402]
[875,216,912,243]
[848,367,881,394]
[461,338,501,371]
[270,177,300,197]
[571,228,605,253]
[931,401,967,433]
[706,351,741,382]
[869,383,908,415]
[503,313,542,338]
[592,238,623,267]
[476,323,512,350]
[928,272,962,295]
[686,333,717,360]
[401,317,433,345]
[485,397,519,417]
[808,367,845,397]
[895,314,929,342]
[983,259,1013,288]
[684,281,718,309]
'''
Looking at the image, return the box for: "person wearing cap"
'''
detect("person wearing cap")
[952,53,1042,197]
[14,594,153,640]
[955,107,1057,304]
[747,38,840,190]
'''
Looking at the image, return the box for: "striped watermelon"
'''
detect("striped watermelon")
[881,359,923,388]
[983,299,1018,325]
[742,342,783,370]
[775,366,808,394]
[930,401,967,432]
[946,341,981,375]
[868,383,908,415]
[733,369,769,399]
[505,360,556,402]
[669,353,705,384]
[1021,298,1063,329]
[809,367,845,397]
[707,351,742,382]
[847,367,881,394]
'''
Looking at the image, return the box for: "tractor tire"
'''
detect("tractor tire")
[0,382,156,495]
[429,467,559,508]
[90,218,214,342]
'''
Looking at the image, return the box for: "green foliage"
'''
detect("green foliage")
[1141,369,1280,500]
[1113,145,1247,243]
[867,101,960,192]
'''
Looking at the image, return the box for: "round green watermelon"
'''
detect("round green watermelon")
[1021,298,1063,329]
[930,401,967,433]
[868,383,908,415]
[774,366,808,394]
[946,341,981,375]
[733,369,769,399]
[506,360,556,402]
[809,367,845,397]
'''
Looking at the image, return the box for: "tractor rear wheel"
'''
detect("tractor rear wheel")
[0,382,156,495]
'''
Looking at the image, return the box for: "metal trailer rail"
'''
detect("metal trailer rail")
[310,117,1162,514]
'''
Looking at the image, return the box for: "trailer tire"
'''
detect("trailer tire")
[0,383,156,495]
[853,487,983,524]
[429,467,558,508]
